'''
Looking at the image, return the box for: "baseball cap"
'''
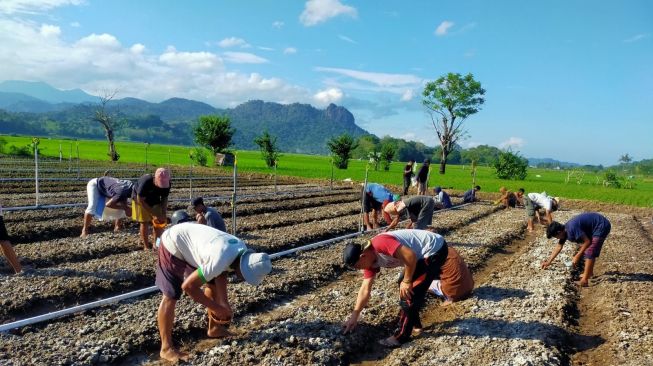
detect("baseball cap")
[154,168,171,188]
[434,186,442,193]
[343,240,372,267]
[239,250,272,286]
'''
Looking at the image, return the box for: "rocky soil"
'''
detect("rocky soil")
[0,172,651,366]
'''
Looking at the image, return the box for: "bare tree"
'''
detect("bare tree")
[422,73,485,174]
[94,89,125,161]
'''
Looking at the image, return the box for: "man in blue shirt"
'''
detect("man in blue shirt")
[542,212,611,287]
[463,185,481,203]
[362,183,396,230]
[433,186,452,209]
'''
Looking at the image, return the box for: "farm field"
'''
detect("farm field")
[0,163,652,365]
[1,134,652,207]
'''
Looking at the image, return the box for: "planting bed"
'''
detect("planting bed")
[1,166,652,366]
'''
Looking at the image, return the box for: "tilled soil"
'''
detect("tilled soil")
[0,203,493,365]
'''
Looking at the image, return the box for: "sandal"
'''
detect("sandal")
[378,337,401,348]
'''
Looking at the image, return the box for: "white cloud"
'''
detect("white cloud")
[623,33,650,43]
[0,0,83,14]
[313,87,343,105]
[272,20,284,29]
[218,37,250,48]
[283,47,297,55]
[400,89,414,101]
[0,18,310,106]
[39,23,60,37]
[338,34,356,44]
[130,43,145,54]
[499,137,525,149]
[435,20,454,36]
[316,66,422,87]
[257,46,275,51]
[300,0,357,26]
[463,141,482,148]
[222,51,269,64]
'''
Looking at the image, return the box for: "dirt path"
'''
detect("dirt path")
[571,213,653,365]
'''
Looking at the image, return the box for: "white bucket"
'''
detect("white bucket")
[102,207,127,221]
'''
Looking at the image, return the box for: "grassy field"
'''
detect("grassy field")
[2,134,652,207]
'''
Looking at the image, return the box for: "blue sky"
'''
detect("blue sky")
[0,0,651,165]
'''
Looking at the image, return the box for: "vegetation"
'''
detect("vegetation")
[422,73,486,174]
[1,134,652,207]
[189,147,208,167]
[327,133,358,169]
[380,143,396,171]
[193,115,234,155]
[254,131,280,168]
[494,150,528,180]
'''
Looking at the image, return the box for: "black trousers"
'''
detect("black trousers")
[403,175,411,195]
[394,242,448,343]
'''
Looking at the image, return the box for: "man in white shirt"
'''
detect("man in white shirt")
[524,192,560,231]
[156,211,272,362]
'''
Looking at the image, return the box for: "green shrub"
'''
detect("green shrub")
[494,150,528,180]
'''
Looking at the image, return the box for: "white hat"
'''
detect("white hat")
[239,250,272,286]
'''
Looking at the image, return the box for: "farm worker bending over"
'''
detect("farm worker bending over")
[192,196,226,232]
[80,175,134,238]
[383,196,435,231]
[416,159,430,195]
[132,168,171,250]
[542,212,611,287]
[156,210,272,362]
[0,203,22,274]
[494,187,517,209]
[524,192,559,231]
[362,183,396,230]
[514,188,525,207]
[342,229,449,347]
[433,186,452,209]
[463,185,481,203]
[424,227,474,308]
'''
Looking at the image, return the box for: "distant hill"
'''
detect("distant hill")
[0,81,369,154]
[527,157,580,168]
[0,80,96,104]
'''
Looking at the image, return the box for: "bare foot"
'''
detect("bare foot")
[378,336,401,348]
[80,232,88,238]
[440,300,453,307]
[411,328,423,337]
[160,347,189,362]
[207,324,235,338]
[579,279,589,287]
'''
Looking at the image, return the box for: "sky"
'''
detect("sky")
[0,0,651,165]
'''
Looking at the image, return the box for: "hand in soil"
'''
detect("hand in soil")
[540,260,550,269]
[160,347,189,363]
[579,278,589,287]
[342,313,359,334]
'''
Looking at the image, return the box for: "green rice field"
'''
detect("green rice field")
[2,135,652,207]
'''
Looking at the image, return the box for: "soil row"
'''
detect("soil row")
[0,204,498,365]
[3,190,359,244]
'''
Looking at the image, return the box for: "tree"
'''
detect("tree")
[193,115,234,155]
[494,150,528,180]
[422,73,485,174]
[619,153,632,165]
[254,131,280,168]
[380,143,396,171]
[327,133,358,169]
[94,89,126,161]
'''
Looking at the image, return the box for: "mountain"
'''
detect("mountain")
[0,92,369,154]
[0,80,96,104]
[527,157,580,168]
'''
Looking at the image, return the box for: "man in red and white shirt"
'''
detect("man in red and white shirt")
[341,229,448,347]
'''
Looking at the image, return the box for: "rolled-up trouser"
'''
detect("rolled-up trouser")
[524,196,537,218]
[84,178,105,218]
[394,242,448,343]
